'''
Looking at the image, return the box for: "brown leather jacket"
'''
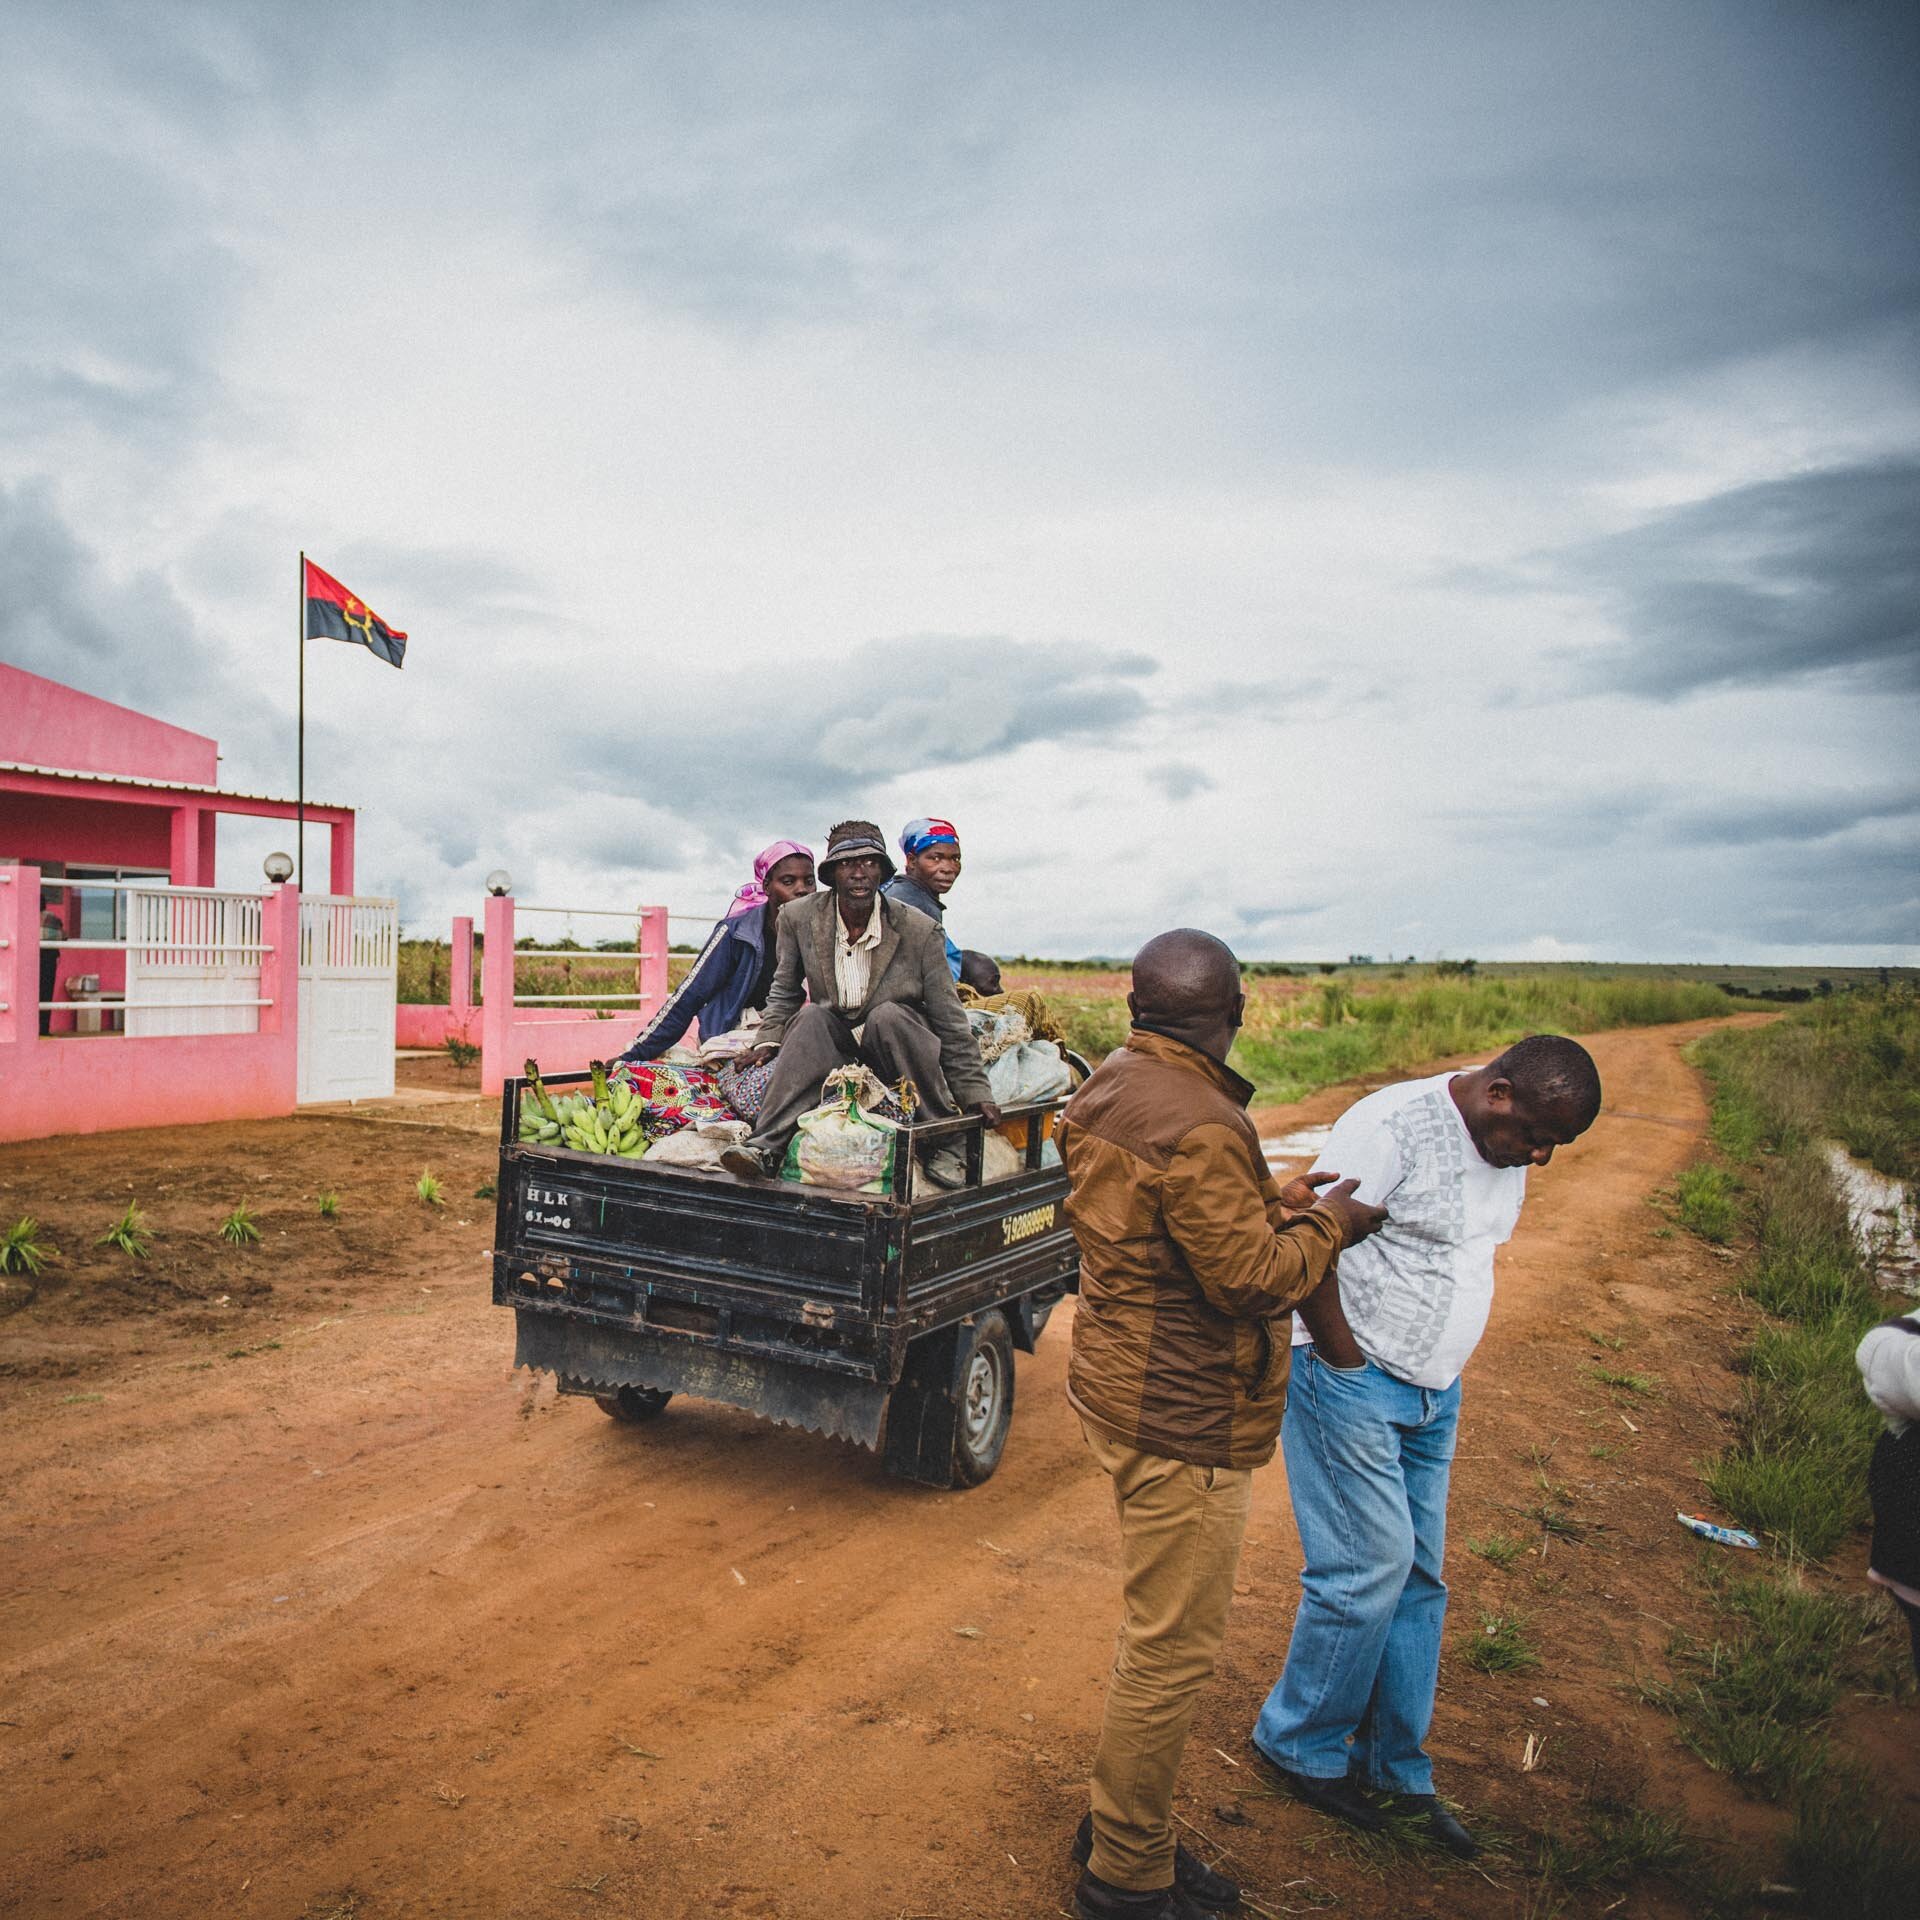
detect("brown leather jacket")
[1060,1029,1345,1469]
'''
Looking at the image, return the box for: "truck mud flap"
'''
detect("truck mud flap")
[515,1310,890,1448]
[881,1324,964,1487]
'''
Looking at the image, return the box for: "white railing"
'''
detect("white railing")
[123,886,273,1038]
[504,901,653,1007]
[300,896,399,972]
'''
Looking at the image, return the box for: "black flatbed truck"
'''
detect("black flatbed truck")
[490,1067,1081,1487]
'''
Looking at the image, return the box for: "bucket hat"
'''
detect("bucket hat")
[817,819,897,883]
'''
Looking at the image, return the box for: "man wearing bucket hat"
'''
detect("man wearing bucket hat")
[720,819,1001,1178]
[882,816,965,980]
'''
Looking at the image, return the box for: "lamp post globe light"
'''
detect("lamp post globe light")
[485,870,513,897]
[263,851,295,884]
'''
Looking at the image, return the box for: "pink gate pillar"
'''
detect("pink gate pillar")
[0,865,31,1049]
[478,896,671,1096]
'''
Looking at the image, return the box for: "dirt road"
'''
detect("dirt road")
[0,1017,1860,1917]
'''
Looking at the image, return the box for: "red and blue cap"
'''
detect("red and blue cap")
[900,817,959,858]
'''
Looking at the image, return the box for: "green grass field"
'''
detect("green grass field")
[1006,964,1763,1105]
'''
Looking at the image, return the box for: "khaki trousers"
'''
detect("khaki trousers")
[1082,1418,1255,1892]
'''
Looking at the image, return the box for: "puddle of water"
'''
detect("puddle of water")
[1263,1124,1332,1165]
[1823,1141,1920,1294]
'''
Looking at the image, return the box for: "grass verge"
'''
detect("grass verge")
[1651,989,1918,1914]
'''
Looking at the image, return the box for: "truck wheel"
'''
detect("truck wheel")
[952,1309,1015,1487]
[595,1385,673,1423]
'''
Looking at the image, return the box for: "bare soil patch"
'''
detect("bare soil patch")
[2,1016,1911,1918]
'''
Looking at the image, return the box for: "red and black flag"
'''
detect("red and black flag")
[303,559,407,668]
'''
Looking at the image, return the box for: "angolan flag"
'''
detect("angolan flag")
[304,558,407,668]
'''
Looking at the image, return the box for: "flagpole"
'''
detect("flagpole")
[297,549,306,892]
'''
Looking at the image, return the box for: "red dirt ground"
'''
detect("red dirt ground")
[2,1016,1912,1918]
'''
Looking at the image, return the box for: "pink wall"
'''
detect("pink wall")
[395,916,476,1049]
[0,664,218,784]
[0,867,301,1144]
[0,790,174,870]
[396,1005,479,1049]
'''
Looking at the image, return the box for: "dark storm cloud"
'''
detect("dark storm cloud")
[1236,902,1332,927]
[1557,461,1920,698]
[553,634,1155,825]
[1740,833,1920,947]
[1664,789,1920,848]
[0,116,237,446]
[0,481,231,719]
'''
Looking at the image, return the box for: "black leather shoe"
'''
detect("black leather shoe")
[1254,1756,1389,1834]
[719,1143,772,1179]
[1388,1793,1479,1858]
[1073,1813,1241,1911]
[1072,1869,1215,1920]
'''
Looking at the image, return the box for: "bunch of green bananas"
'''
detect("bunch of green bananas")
[517,1059,648,1158]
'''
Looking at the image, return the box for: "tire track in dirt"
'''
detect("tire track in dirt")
[1,1017,1787,1919]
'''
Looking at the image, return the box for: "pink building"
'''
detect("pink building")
[1,665,393,1141]
[0,663,355,1033]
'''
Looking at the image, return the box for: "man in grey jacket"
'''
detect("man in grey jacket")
[720,820,1001,1177]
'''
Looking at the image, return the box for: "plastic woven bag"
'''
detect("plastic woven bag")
[987,1038,1072,1106]
[780,1066,901,1192]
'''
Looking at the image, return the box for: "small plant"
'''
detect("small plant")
[474,1181,496,1200]
[1589,1442,1618,1460]
[1468,1532,1524,1568]
[96,1203,152,1259]
[317,1190,340,1218]
[1676,1163,1741,1244]
[1462,1611,1539,1674]
[2,1216,57,1276]
[1590,1365,1659,1397]
[1527,1502,1593,1541]
[1584,1327,1628,1352]
[415,1170,445,1208]
[1530,1802,1691,1889]
[444,1035,480,1070]
[218,1202,261,1246]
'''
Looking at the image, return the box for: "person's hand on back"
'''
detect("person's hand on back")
[1313,1177,1388,1245]
[1277,1170,1337,1210]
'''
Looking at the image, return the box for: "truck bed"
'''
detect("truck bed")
[491,1071,1078,1448]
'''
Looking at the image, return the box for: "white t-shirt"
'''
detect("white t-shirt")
[1290,1071,1526,1389]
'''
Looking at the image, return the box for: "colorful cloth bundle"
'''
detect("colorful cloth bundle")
[615,1060,736,1138]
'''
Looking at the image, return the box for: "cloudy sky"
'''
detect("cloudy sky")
[2,1,1915,962]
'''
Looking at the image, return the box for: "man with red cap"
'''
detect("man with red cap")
[882,816,966,980]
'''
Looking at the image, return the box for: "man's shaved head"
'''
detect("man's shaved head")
[1131,929,1243,1025]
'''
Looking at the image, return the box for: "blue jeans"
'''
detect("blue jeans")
[1252,1349,1461,1794]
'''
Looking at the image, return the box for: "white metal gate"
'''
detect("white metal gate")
[123,888,269,1036]
[297,896,398,1104]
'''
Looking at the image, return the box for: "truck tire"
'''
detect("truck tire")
[951,1308,1015,1487]
[595,1385,674,1423]
[883,1309,1018,1488]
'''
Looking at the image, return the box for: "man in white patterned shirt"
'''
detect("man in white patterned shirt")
[1251,1035,1601,1858]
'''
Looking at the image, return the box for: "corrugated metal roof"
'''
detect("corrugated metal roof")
[0,760,353,812]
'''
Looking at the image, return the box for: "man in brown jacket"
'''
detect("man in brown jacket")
[1059,929,1385,1920]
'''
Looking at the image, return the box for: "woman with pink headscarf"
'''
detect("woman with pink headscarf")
[617,840,815,1066]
